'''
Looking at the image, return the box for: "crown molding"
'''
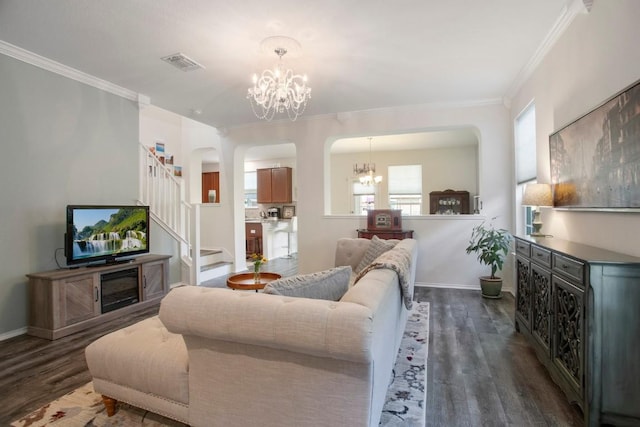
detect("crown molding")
[504,0,593,100]
[0,39,141,102]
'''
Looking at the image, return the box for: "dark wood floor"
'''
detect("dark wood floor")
[0,304,161,425]
[199,255,299,288]
[415,286,583,427]
[1,256,583,426]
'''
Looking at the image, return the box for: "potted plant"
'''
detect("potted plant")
[465,220,512,299]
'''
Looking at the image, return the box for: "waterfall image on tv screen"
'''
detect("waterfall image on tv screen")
[70,207,148,262]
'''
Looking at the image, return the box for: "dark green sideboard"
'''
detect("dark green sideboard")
[514,236,640,426]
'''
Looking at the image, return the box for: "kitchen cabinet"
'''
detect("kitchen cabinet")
[202,171,220,203]
[514,236,640,426]
[257,167,292,204]
[245,222,263,258]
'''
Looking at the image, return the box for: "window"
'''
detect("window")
[524,205,534,235]
[353,180,375,214]
[516,104,537,185]
[388,165,422,215]
[515,103,536,234]
[244,171,257,208]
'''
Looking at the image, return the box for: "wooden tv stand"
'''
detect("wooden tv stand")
[26,254,171,340]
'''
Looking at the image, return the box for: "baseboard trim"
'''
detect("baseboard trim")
[0,327,28,342]
[415,282,479,290]
[415,282,515,295]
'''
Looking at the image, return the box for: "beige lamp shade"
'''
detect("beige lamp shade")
[522,183,553,207]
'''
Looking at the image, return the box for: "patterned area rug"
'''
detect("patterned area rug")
[380,300,429,426]
[12,302,429,427]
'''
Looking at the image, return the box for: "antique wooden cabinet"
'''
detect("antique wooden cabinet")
[429,189,470,214]
[356,229,413,240]
[257,167,292,204]
[514,236,640,426]
[357,209,412,239]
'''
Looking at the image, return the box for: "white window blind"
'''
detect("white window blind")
[515,103,537,184]
[353,181,375,195]
[388,165,422,194]
[244,171,257,190]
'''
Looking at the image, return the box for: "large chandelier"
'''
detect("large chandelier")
[247,36,311,122]
[354,138,383,186]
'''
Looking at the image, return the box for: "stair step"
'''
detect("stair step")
[201,261,232,272]
[200,249,225,266]
[200,260,233,282]
[200,249,222,257]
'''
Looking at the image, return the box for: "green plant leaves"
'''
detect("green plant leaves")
[465,221,512,279]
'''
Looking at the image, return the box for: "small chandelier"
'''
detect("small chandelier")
[247,37,311,122]
[354,138,383,186]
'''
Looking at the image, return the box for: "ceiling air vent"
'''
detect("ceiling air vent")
[161,53,205,72]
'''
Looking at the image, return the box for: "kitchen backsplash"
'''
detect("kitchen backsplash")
[245,203,296,220]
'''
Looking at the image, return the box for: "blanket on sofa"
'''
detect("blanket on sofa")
[354,246,413,309]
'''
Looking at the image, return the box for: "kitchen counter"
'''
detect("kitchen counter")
[245,219,296,259]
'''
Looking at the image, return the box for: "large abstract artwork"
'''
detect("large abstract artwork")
[549,79,640,209]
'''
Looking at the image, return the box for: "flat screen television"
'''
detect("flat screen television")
[65,205,150,266]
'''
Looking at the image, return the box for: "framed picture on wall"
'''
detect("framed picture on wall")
[549,78,640,209]
[282,205,295,219]
[155,141,165,156]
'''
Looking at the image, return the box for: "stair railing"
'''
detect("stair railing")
[138,144,194,278]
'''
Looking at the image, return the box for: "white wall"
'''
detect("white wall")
[510,0,640,257]
[139,106,182,167]
[225,102,512,290]
[139,106,238,260]
[330,145,478,214]
[141,106,222,204]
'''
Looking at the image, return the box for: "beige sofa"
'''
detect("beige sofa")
[86,237,418,427]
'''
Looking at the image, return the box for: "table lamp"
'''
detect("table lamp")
[522,183,553,236]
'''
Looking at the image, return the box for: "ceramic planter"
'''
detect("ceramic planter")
[479,276,502,299]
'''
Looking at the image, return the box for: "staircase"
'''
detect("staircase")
[199,249,233,282]
[138,144,233,284]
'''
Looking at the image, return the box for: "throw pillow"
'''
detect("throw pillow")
[354,235,397,274]
[263,265,351,301]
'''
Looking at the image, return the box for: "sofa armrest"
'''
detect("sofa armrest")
[159,287,374,363]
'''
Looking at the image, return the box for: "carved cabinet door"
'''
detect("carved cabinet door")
[531,264,552,354]
[515,255,532,331]
[552,275,584,399]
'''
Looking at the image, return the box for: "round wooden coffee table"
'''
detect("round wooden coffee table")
[226,272,282,292]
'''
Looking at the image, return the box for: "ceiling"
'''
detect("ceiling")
[0,0,568,132]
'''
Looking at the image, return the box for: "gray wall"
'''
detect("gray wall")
[510,0,640,257]
[0,54,140,336]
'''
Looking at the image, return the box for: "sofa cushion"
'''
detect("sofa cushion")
[335,238,372,271]
[263,266,351,301]
[354,235,397,274]
[85,316,189,405]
